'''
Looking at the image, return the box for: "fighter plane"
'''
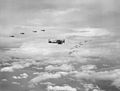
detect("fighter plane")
[33,31,37,32]
[48,39,65,44]
[20,33,25,34]
[10,35,15,37]
[41,29,45,32]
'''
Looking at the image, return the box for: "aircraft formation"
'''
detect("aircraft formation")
[9,29,45,38]
[9,28,92,46]
[9,29,65,45]
[9,28,92,56]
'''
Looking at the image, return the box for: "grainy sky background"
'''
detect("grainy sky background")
[0,0,120,33]
[0,0,120,50]
[1,1,120,90]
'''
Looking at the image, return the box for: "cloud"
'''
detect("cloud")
[45,64,74,72]
[80,65,97,71]
[83,83,103,91]
[0,54,12,62]
[12,73,28,79]
[70,47,114,58]
[0,0,120,35]
[40,82,55,86]
[0,37,23,49]
[29,72,68,87]
[5,42,53,56]
[112,79,120,88]
[1,79,8,82]
[0,58,35,72]
[12,82,20,85]
[0,0,120,50]
[74,69,120,88]
[64,28,111,37]
[0,64,24,72]
[47,85,77,91]
[44,59,71,65]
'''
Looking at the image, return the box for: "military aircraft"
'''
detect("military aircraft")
[10,35,15,37]
[20,33,25,34]
[33,31,37,32]
[41,29,45,32]
[48,39,65,44]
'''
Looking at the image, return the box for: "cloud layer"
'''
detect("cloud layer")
[0,0,120,50]
[0,0,120,34]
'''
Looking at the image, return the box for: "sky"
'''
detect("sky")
[0,0,120,34]
[1,1,120,90]
[0,0,120,53]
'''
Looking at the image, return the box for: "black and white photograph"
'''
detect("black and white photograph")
[0,0,120,91]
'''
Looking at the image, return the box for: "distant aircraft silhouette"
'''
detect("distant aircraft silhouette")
[10,35,15,37]
[20,33,25,34]
[41,29,45,32]
[48,39,65,44]
[33,31,37,32]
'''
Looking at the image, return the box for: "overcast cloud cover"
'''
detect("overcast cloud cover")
[1,1,120,91]
[0,0,120,53]
[0,0,120,34]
